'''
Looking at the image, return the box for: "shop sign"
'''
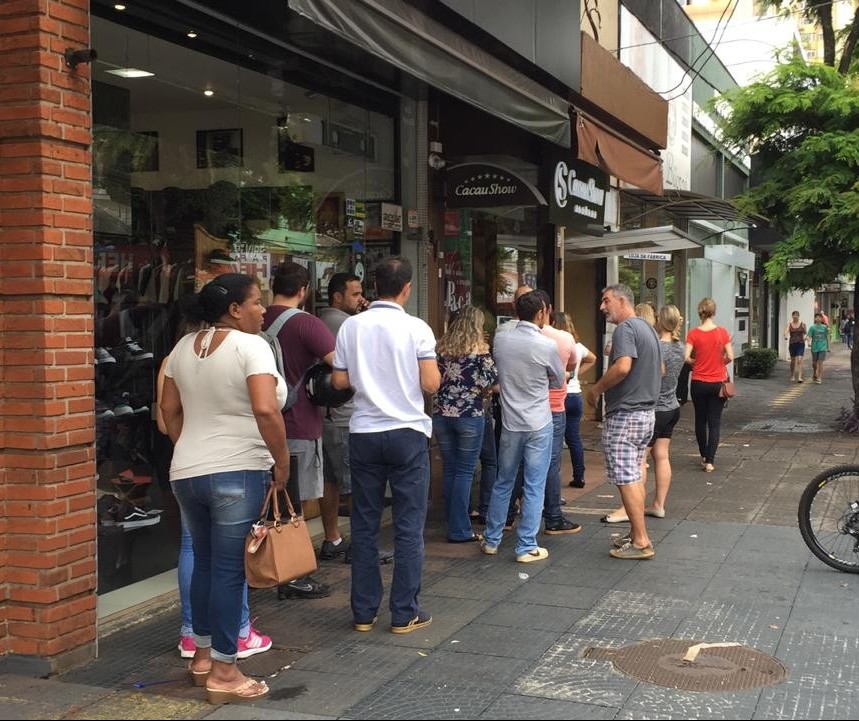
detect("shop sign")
[381,202,403,231]
[407,209,419,229]
[625,252,671,261]
[546,156,607,230]
[234,251,270,280]
[446,163,547,208]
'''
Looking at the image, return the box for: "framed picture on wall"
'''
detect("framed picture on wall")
[196,128,243,168]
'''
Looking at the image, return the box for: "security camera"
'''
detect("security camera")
[64,48,98,69]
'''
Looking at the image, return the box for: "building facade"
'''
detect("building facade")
[1,0,675,671]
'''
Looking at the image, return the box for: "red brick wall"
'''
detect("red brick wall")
[0,0,97,669]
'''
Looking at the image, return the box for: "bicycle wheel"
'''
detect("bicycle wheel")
[798,465,859,573]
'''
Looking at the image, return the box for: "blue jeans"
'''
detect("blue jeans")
[564,393,585,483]
[542,411,567,524]
[173,469,268,664]
[477,413,497,516]
[349,429,429,626]
[179,518,250,639]
[433,415,484,541]
[484,422,553,556]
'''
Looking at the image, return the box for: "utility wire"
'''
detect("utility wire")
[659,0,741,100]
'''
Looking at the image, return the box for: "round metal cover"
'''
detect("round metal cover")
[584,639,788,692]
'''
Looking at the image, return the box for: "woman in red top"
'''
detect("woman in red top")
[685,298,734,473]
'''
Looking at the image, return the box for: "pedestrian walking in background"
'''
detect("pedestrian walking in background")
[332,256,440,634]
[318,272,368,564]
[433,305,498,543]
[552,312,595,489]
[160,274,289,704]
[686,297,734,473]
[808,312,831,384]
[481,291,565,563]
[784,311,807,383]
[842,312,855,350]
[588,284,661,560]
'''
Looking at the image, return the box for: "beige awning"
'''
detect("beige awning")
[576,116,664,196]
[565,225,699,261]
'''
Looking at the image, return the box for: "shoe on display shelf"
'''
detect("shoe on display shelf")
[95,347,116,365]
[117,506,160,529]
[120,337,153,361]
[112,394,134,416]
[96,400,114,420]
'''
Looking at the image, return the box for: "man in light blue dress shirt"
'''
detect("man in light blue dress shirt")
[480,291,566,563]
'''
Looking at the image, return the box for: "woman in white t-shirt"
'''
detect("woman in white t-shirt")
[160,274,288,705]
[552,312,596,488]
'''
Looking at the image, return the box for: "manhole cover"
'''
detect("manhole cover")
[584,639,787,692]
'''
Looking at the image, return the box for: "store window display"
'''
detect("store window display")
[91,15,398,595]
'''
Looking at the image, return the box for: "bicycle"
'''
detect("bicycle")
[798,465,859,573]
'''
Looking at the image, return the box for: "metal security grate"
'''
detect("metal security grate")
[584,639,788,692]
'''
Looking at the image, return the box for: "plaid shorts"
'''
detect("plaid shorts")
[602,410,656,486]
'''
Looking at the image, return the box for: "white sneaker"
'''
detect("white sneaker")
[516,547,549,563]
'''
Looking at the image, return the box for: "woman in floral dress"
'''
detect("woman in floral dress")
[433,306,499,542]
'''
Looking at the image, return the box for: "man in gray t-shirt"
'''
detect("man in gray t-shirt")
[588,284,662,561]
[317,273,366,563]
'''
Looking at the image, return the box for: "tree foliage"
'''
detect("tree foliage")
[719,2,859,424]
[715,57,859,291]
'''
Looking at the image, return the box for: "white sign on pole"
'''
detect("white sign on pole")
[624,252,671,262]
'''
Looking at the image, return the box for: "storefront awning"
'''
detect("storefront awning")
[288,0,571,146]
[576,116,664,196]
[565,225,700,261]
[620,188,768,227]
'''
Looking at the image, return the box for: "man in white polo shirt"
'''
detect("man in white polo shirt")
[332,256,440,635]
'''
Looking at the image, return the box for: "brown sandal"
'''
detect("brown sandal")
[187,662,211,687]
[206,677,269,705]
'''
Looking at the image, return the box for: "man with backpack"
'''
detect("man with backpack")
[263,262,335,600]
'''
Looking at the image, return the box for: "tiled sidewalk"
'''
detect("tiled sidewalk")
[4,346,859,719]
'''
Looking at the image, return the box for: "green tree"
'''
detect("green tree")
[715,0,859,421]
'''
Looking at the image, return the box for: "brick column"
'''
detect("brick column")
[0,0,96,673]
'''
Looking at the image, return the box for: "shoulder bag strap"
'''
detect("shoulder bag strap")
[266,307,307,366]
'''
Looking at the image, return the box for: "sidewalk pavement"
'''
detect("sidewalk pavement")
[3,346,859,719]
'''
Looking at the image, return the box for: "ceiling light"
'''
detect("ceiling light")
[105,67,154,78]
[203,89,214,96]
[187,30,197,38]
[114,3,126,10]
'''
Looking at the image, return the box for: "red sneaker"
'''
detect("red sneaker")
[177,634,196,659]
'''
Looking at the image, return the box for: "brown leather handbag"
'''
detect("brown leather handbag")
[718,378,736,399]
[245,484,317,588]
